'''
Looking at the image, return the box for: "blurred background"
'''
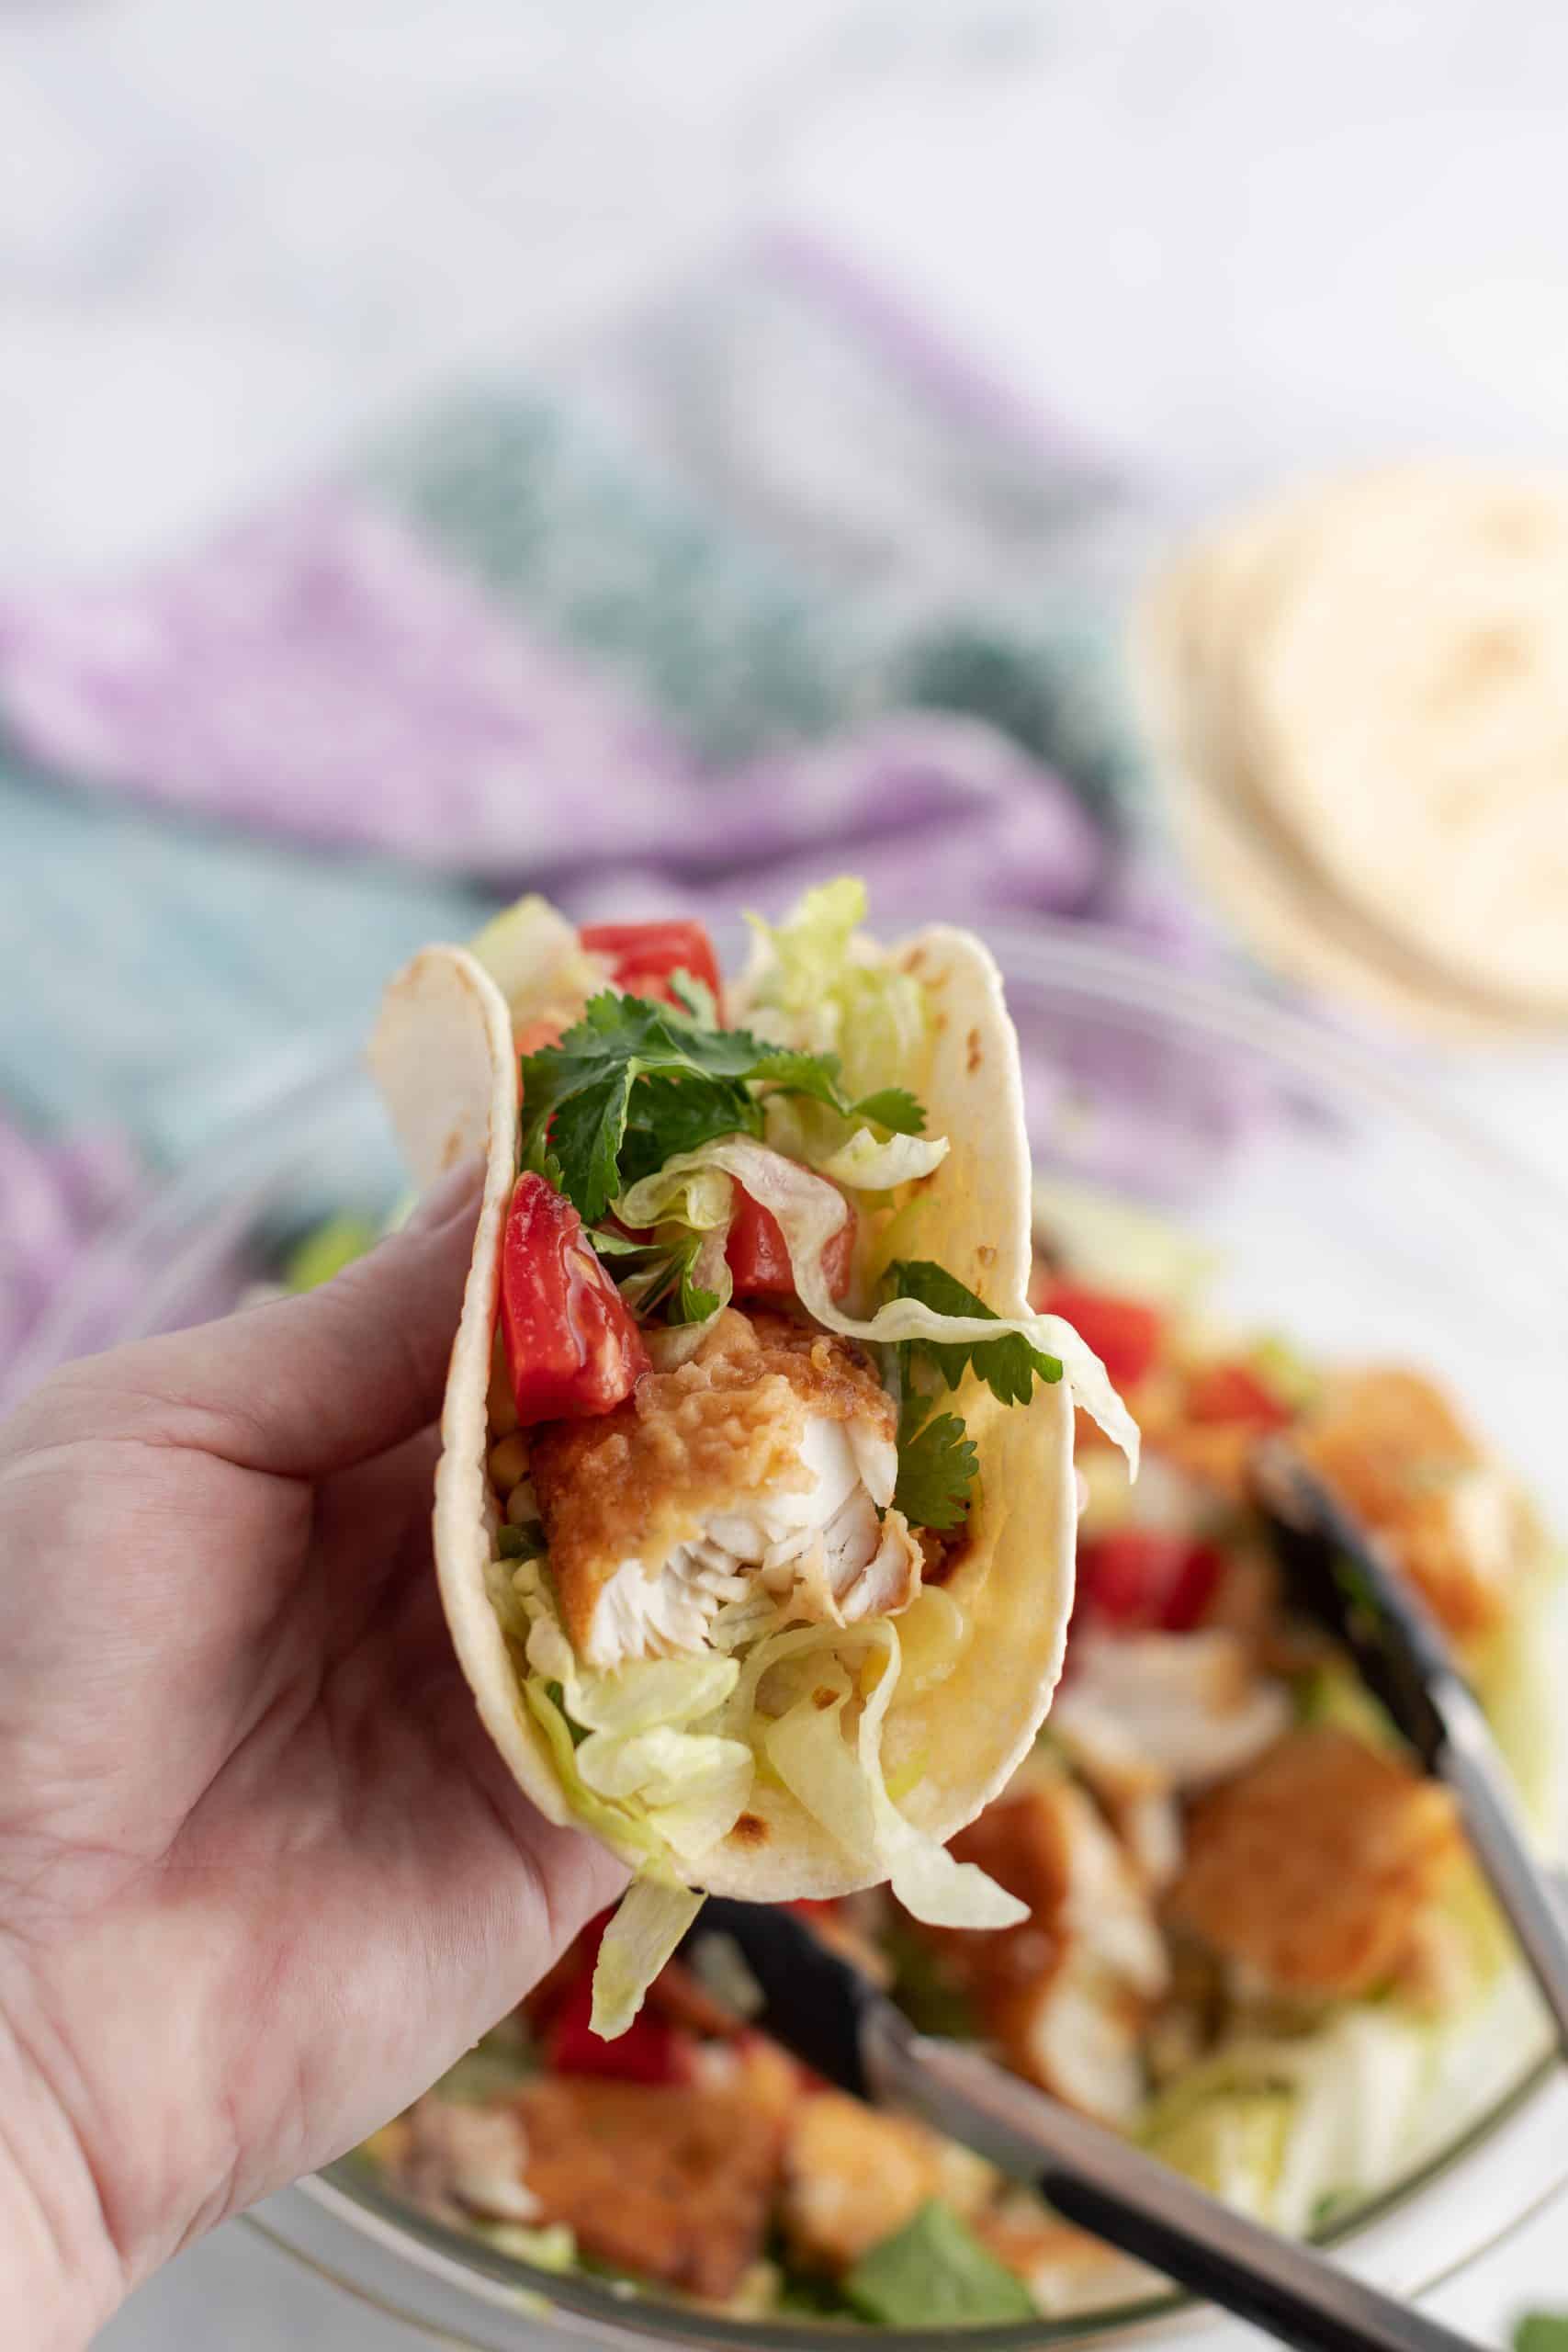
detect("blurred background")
[5,2,1568,2343]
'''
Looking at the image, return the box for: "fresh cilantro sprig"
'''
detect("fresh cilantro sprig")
[886,1260,1063,1408]
[521,990,924,1224]
[894,1396,978,1531]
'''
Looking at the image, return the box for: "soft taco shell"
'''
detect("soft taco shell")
[368,923,1076,1898]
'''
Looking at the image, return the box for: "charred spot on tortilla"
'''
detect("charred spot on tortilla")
[976,1244,997,1270]
[919,1525,974,1587]
[966,1028,984,1074]
[813,1685,840,1711]
[731,1812,769,1846]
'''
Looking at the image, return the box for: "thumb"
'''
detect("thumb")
[45,1160,485,1478]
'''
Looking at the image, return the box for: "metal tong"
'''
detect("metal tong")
[688,1897,1485,2352]
[1253,1442,1568,2051]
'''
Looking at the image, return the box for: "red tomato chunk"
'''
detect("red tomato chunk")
[1035,1281,1163,1387]
[727,1188,855,1301]
[1185,1361,1292,1430]
[1077,1529,1224,1634]
[579,919,723,1011]
[500,1172,649,1426]
[543,1969,690,2086]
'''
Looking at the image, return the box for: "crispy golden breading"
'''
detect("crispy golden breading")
[1295,1369,1522,1642]
[1168,1726,1461,1996]
[531,1308,894,1657]
[935,1789,1074,1998]
[780,2092,992,2274]
[518,2064,789,2301]
[934,1782,1165,2123]
[972,2199,1130,2306]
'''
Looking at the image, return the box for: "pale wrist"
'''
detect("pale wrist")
[0,1984,122,2349]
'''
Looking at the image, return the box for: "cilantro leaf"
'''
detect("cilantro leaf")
[616,1072,761,1193]
[886,1260,1063,1408]
[520,989,930,1222]
[546,1065,634,1225]
[894,1405,978,1531]
[847,1086,925,1136]
[680,1267,722,1323]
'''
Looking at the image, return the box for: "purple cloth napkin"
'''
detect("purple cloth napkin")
[0,492,1107,911]
[0,441,1201,1377]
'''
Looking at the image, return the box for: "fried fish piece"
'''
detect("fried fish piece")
[779,2092,994,2274]
[1295,1369,1525,1643]
[531,1308,920,1667]
[1168,1724,1461,1997]
[517,2063,788,2301]
[930,1777,1169,2127]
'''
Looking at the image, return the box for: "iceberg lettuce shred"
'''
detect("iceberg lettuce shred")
[739,877,930,1102]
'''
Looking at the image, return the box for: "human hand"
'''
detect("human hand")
[0,1166,625,2346]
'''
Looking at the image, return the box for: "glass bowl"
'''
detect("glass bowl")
[12,921,1568,2350]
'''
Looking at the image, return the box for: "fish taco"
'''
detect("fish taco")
[369,881,1134,2030]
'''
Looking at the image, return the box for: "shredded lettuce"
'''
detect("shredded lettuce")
[1144,2012,1431,2236]
[739,877,930,1102]
[468,893,604,1025]
[762,1093,950,1191]
[479,2222,579,2274]
[754,1622,1026,1931]
[591,1881,705,2040]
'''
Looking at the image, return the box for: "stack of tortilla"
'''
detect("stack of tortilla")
[1135,466,1568,1040]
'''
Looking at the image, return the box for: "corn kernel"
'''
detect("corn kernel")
[489,1434,529,1494]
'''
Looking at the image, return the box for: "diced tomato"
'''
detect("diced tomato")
[1077,1529,1224,1634]
[579,920,723,1012]
[1035,1281,1163,1387]
[1185,1360,1292,1430]
[726,1188,854,1301]
[543,1969,691,2086]
[500,1172,649,1427]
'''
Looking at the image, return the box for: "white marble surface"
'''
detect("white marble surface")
[4,1,1566,2342]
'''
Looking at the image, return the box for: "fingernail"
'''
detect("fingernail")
[405,1157,484,1234]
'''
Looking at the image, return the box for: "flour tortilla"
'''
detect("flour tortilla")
[1247,468,1568,1015]
[1136,469,1568,1035]
[368,922,1077,1899]
[1135,534,1563,1043]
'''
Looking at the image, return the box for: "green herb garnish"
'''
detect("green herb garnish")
[894,1399,978,1532]
[886,1260,1063,1408]
[520,990,923,1225]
